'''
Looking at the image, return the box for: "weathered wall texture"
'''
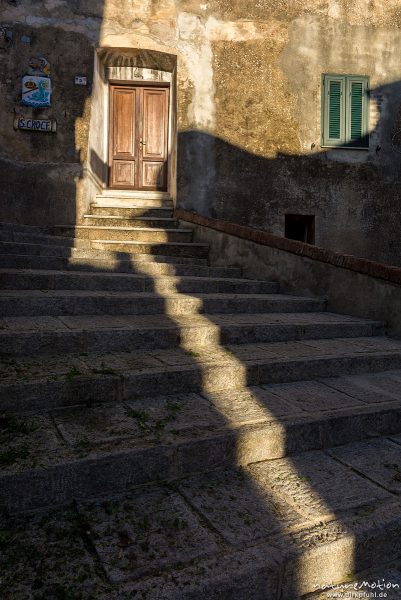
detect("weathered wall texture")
[1,1,401,263]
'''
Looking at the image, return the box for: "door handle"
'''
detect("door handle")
[139,139,146,146]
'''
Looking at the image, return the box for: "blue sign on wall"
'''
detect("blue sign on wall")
[21,57,52,108]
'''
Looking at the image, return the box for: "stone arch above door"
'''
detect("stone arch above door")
[99,48,176,83]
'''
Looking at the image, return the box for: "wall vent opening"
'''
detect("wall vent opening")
[285,214,315,244]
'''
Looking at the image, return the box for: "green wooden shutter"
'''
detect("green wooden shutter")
[347,77,369,148]
[350,82,363,140]
[328,80,342,140]
[322,75,345,146]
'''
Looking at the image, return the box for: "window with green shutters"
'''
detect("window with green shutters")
[322,74,370,149]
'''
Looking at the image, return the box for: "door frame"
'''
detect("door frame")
[107,79,171,192]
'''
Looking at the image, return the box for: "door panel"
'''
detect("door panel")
[142,162,166,189]
[141,88,168,189]
[113,161,136,187]
[109,84,169,191]
[142,89,168,158]
[110,87,137,188]
[113,90,136,156]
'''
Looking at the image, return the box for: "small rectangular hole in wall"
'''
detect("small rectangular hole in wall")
[285,214,315,244]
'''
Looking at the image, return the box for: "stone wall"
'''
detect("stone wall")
[1,1,401,263]
[179,214,401,339]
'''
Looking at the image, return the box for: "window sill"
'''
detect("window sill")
[321,144,370,151]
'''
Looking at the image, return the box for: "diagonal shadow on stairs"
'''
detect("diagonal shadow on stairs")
[5,240,394,598]
[2,199,401,599]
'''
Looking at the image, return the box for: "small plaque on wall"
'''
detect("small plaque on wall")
[75,76,87,86]
[14,116,57,132]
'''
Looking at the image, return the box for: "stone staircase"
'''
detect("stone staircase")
[1,198,401,598]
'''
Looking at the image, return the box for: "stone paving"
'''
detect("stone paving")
[2,217,401,597]
[2,439,401,598]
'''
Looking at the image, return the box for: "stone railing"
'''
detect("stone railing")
[176,208,401,336]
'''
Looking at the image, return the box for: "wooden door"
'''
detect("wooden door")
[109,84,169,191]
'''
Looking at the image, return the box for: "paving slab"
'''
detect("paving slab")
[304,337,401,354]
[115,541,281,600]
[58,315,132,329]
[363,371,401,397]
[178,449,389,548]
[275,501,401,599]
[255,340,335,359]
[248,450,390,520]
[265,380,362,413]
[78,486,219,583]
[329,437,401,494]
[77,351,163,373]
[177,467,303,546]
[0,353,90,384]
[0,507,106,599]
[320,373,401,405]
[0,413,63,474]
[54,395,223,450]
[203,386,304,426]
[149,347,233,366]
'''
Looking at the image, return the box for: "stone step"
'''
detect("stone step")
[0,254,234,276]
[90,240,209,258]
[0,313,381,356]
[0,291,325,317]
[0,253,220,272]
[94,196,172,208]
[0,231,89,248]
[54,225,193,243]
[0,269,278,295]
[96,190,171,201]
[1,368,401,522]
[1,337,401,413]
[82,215,177,228]
[0,222,45,234]
[0,241,84,257]
[0,240,209,262]
[2,452,401,599]
[90,205,174,218]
